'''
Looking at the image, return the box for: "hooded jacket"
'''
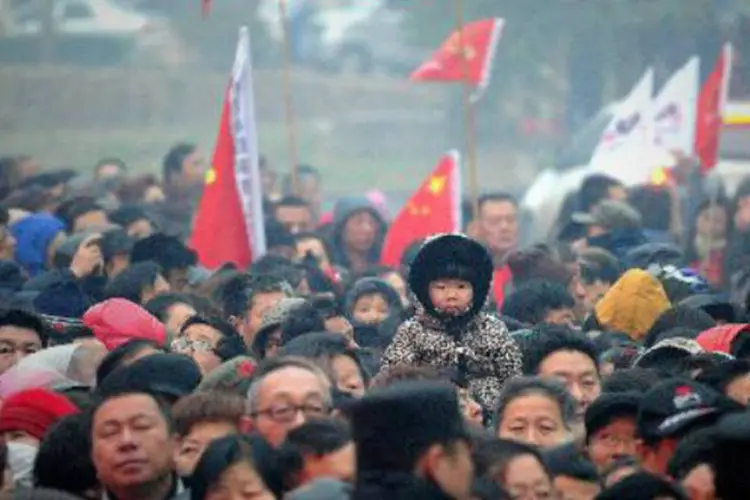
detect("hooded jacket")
[10,213,65,277]
[379,234,522,409]
[328,197,387,271]
[696,324,750,355]
[344,277,404,327]
[594,268,671,342]
[83,298,168,350]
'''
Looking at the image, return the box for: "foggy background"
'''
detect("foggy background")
[0,0,749,206]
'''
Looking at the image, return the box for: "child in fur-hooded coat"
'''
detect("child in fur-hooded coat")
[379,234,522,409]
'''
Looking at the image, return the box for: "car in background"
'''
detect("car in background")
[0,0,178,65]
[257,0,424,75]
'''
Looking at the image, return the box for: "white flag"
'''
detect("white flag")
[231,26,267,258]
[590,68,655,164]
[652,57,700,155]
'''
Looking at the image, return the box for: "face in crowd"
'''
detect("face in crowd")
[0,221,16,261]
[477,198,519,260]
[587,416,638,473]
[275,201,314,235]
[538,349,602,418]
[249,364,332,447]
[351,292,391,325]
[498,452,557,500]
[0,314,44,376]
[173,322,225,375]
[497,390,572,450]
[429,279,473,316]
[91,393,177,499]
[237,289,288,348]
[342,210,379,255]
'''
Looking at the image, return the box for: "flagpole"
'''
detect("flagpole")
[701,43,733,274]
[454,0,480,219]
[277,0,300,195]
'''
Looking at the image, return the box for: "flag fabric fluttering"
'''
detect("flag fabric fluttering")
[590,68,655,165]
[652,57,699,155]
[381,151,462,267]
[410,18,504,102]
[190,27,266,269]
[695,44,733,173]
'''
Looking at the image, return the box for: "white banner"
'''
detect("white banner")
[230,27,267,259]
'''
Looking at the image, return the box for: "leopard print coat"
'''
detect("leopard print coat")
[379,305,522,410]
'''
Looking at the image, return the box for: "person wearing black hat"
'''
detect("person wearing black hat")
[346,380,474,500]
[594,471,687,500]
[131,233,197,292]
[712,411,750,500]
[380,234,522,410]
[636,378,741,476]
[95,353,202,406]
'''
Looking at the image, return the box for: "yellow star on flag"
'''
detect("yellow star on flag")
[428,175,446,195]
[205,168,217,186]
[446,34,476,60]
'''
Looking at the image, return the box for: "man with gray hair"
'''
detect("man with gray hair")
[247,356,332,447]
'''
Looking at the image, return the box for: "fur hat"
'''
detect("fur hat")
[408,234,492,317]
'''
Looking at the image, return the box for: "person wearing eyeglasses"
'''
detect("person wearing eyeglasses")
[246,356,333,448]
[173,315,246,375]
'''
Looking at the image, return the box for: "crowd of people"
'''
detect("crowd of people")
[0,145,749,500]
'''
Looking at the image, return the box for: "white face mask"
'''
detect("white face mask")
[7,442,37,488]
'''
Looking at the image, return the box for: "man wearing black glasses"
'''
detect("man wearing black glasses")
[246,356,333,447]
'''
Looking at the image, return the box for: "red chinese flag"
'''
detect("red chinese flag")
[191,92,252,268]
[410,18,504,99]
[381,151,462,267]
[191,28,265,269]
[695,44,732,172]
[202,0,212,17]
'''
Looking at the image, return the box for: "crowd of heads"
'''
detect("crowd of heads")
[0,148,748,499]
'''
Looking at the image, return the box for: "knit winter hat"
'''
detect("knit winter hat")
[594,269,671,341]
[0,388,78,441]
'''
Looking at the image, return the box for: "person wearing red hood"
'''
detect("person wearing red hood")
[696,324,750,356]
[83,298,167,351]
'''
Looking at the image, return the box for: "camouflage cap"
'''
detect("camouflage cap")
[256,297,307,337]
[197,356,257,395]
